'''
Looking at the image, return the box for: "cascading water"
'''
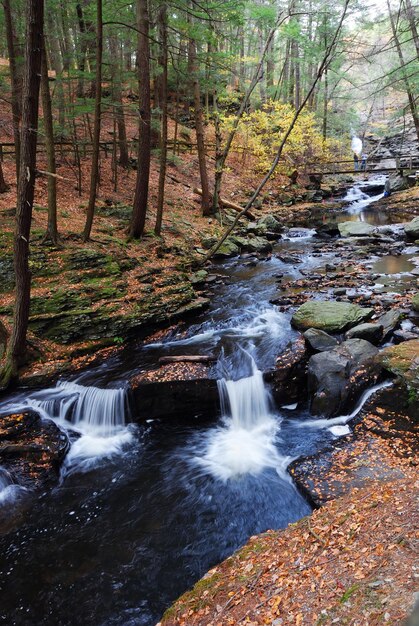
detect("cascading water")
[4,380,134,474]
[23,380,128,437]
[351,135,362,156]
[195,359,290,481]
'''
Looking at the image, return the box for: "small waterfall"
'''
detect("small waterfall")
[27,380,128,437]
[195,360,290,481]
[218,365,271,430]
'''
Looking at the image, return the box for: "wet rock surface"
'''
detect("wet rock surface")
[289,384,418,507]
[307,338,381,417]
[0,411,69,490]
[291,301,373,333]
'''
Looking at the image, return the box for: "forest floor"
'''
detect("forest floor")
[159,473,419,626]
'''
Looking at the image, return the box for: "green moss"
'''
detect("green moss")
[162,572,221,619]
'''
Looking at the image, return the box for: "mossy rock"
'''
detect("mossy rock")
[66,249,116,271]
[412,293,419,312]
[0,256,15,292]
[376,339,419,392]
[30,289,91,316]
[213,239,239,258]
[292,301,373,333]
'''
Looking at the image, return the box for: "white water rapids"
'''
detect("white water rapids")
[194,360,291,482]
[2,381,134,475]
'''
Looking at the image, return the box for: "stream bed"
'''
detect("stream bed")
[0,176,416,625]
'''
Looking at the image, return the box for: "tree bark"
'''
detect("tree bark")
[2,0,22,180]
[0,159,8,193]
[155,3,168,235]
[109,35,129,167]
[1,0,44,388]
[40,35,60,245]
[403,0,419,59]
[387,0,419,142]
[129,0,151,238]
[188,22,211,217]
[83,0,103,241]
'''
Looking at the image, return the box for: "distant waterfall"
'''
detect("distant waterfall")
[28,380,128,437]
[351,136,362,155]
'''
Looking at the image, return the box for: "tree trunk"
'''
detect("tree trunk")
[82,0,103,241]
[76,2,87,97]
[109,35,129,167]
[322,68,328,141]
[188,23,211,217]
[0,159,8,193]
[129,0,151,238]
[1,0,44,388]
[387,0,419,142]
[403,0,419,59]
[3,0,22,180]
[41,35,60,245]
[46,10,66,134]
[155,3,168,235]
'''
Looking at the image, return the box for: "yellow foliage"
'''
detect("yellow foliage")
[219,100,346,175]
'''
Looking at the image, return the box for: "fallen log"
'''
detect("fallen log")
[158,355,216,364]
[193,187,256,220]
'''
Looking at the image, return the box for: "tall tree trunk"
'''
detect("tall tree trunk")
[0,160,8,193]
[155,3,168,235]
[109,35,129,167]
[258,27,267,103]
[41,35,59,245]
[387,0,419,141]
[188,24,211,216]
[46,10,66,134]
[403,0,419,59]
[129,0,151,238]
[1,0,44,388]
[322,68,328,141]
[83,0,103,241]
[76,2,87,97]
[266,35,275,97]
[3,0,22,179]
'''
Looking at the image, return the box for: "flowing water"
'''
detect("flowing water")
[0,176,413,625]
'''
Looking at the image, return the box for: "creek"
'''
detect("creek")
[0,176,415,625]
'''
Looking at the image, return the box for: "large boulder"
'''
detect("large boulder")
[292,301,373,333]
[303,328,339,352]
[308,338,381,416]
[338,221,376,237]
[243,237,272,253]
[256,214,283,234]
[405,217,419,241]
[268,337,308,404]
[212,238,239,258]
[389,173,409,192]
[376,309,403,340]
[345,322,383,344]
[376,339,419,394]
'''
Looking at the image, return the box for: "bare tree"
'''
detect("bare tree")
[83,0,103,241]
[129,0,151,238]
[40,35,60,246]
[1,0,44,388]
[2,0,22,179]
[155,2,168,235]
